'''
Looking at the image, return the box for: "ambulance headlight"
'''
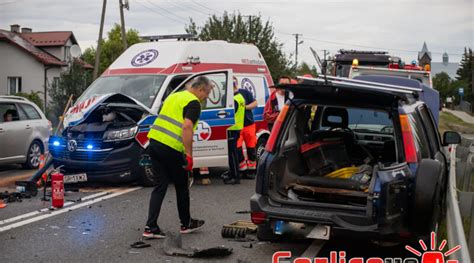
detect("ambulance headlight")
[104,126,138,141]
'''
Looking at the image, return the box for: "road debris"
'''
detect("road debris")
[0,191,32,203]
[164,232,232,258]
[130,241,151,249]
[221,220,257,239]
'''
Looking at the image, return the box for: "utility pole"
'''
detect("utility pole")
[293,33,303,69]
[119,0,129,50]
[322,49,328,75]
[93,0,107,80]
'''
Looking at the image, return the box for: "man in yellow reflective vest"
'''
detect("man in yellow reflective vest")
[222,81,246,185]
[143,76,212,239]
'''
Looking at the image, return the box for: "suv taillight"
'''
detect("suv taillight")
[251,211,267,225]
[399,114,418,163]
[265,104,289,152]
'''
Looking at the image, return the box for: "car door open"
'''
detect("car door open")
[167,69,235,168]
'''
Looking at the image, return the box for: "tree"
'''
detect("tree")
[185,12,293,83]
[48,60,92,122]
[455,47,473,106]
[296,62,318,78]
[83,24,141,78]
[14,91,44,110]
[433,72,453,100]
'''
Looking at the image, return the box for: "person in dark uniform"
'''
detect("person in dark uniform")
[223,80,246,185]
[143,76,212,239]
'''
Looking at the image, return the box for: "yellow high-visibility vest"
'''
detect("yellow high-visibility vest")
[228,93,245,131]
[148,90,199,152]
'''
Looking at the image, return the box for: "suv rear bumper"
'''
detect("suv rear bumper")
[251,194,400,239]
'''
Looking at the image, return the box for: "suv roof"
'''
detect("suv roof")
[280,76,421,109]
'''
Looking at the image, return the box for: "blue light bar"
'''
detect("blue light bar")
[53,141,60,146]
[86,144,93,150]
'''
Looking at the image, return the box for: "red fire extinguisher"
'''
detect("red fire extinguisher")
[51,171,64,208]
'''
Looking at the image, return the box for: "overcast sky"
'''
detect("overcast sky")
[1,0,472,67]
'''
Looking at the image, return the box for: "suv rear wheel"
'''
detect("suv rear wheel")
[23,141,43,169]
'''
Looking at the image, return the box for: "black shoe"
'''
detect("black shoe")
[142,226,166,239]
[223,177,240,185]
[180,218,205,234]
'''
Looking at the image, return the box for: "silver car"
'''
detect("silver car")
[0,96,51,168]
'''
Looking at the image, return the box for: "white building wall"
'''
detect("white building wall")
[0,42,63,106]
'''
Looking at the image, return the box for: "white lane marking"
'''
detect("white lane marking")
[0,187,141,233]
[0,190,113,225]
[300,239,326,259]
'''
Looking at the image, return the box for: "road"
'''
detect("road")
[0,165,35,189]
[0,168,412,262]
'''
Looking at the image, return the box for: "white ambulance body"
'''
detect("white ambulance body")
[66,40,273,176]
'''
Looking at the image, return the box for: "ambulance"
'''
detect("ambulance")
[49,40,273,185]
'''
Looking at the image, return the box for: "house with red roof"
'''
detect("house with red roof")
[0,24,92,110]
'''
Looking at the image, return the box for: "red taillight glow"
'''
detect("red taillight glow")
[251,211,267,225]
[135,131,150,148]
[265,104,289,152]
[399,114,418,163]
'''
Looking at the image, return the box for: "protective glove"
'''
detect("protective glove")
[183,154,193,171]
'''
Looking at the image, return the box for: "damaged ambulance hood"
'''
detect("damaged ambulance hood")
[63,93,152,127]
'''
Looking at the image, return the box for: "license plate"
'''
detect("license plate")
[64,173,88,184]
[306,224,331,240]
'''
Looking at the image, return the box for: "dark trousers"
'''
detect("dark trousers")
[227,130,241,179]
[146,140,190,228]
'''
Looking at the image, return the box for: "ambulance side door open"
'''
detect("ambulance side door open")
[168,69,235,168]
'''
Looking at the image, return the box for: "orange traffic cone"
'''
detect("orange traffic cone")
[0,200,6,209]
[36,155,48,188]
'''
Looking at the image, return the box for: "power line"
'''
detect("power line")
[162,0,211,17]
[167,0,211,16]
[188,0,220,14]
[274,31,463,56]
[142,0,189,23]
[134,0,188,25]
[301,35,464,56]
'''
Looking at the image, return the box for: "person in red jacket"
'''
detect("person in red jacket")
[264,77,290,131]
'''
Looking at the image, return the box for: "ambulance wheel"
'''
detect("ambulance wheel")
[256,136,268,162]
[23,140,43,169]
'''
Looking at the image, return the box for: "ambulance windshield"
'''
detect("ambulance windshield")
[80,75,166,107]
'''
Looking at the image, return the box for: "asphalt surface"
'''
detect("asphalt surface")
[0,166,443,262]
[0,171,314,263]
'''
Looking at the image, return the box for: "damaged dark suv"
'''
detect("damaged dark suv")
[250,76,461,243]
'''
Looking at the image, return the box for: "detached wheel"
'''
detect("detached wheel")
[23,141,43,169]
[410,159,443,235]
[256,136,268,162]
